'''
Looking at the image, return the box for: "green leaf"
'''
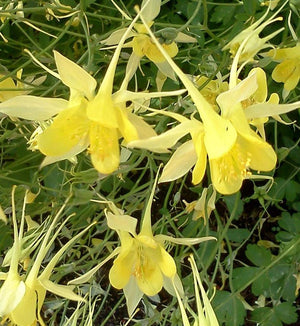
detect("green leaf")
[251,307,282,326]
[245,244,272,267]
[227,228,250,243]
[232,267,261,292]
[274,302,298,324]
[251,303,298,326]
[212,291,246,326]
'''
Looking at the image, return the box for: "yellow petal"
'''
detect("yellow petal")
[106,211,137,235]
[89,123,120,174]
[192,131,207,185]
[10,287,37,326]
[86,93,119,128]
[146,41,178,63]
[141,0,161,22]
[116,107,138,143]
[0,275,25,316]
[136,259,163,296]
[209,143,246,195]
[158,245,176,278]
[250,67,268,102]
[37,104,90,156]
[203,109,237,159]
[39,279,83,301]
[109,244,136,289]
[0,95,68,120]
[239,131,277,171]
[54,51,97,101]
[159,140,197,183]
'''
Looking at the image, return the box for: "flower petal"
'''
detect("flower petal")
[123,276,143,316]
[158,245,176,278]
[39,279,83,301]
[192,131,207,185]
[40,138,89,168]
[217,72,257,118]
[159,140,197,183]
[129,121,195,153]
[136,260,163,296]
[109,245,136,290]
[141,0,161,22]
[0,276,25,316]
[9,287,37,326]
[89,123,120,174]
[54,51,97,101]
[245,101,300,120]
[0,95,68,120]
[106,211,137,235]
[37,105,90,157]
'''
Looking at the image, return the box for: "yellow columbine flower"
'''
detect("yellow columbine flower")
[129,13,300,194]
[69,171,215,316]
[0,188,92,326]
[267,43,300,92]
[102,0,196,82]
[0,8,184,174]
[106,172,215,315]
[222,4,284,63]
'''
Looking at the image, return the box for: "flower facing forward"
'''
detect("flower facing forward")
[0,188,92,326]
[106,172,215,315]
[129,14,300,194]
[267,43,300,93]
[69,171,215,316]
[0,7,184,174]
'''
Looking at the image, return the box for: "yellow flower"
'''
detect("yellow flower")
[0,187,92,326]
[69,171,215,316]
[129,14,299,194]
[267,44,300,92]
[102,0,195,82]
[0,9,184,174]
[222,5,284,63]
[106,172,214,315]
[184,187,217,224]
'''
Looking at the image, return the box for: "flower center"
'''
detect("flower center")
[216,142,252,183]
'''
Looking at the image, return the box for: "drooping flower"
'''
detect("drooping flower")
[102,0,196,83]
[0,7,185,174]
[0,187,92,326]
[129,12,300,194]
[222,4,284,63]
[267,43,300,94]
[69,171,215,315]
[184,187,217,224]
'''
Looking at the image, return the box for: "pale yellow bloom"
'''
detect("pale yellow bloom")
[0,9,184,174]
[129,13,300,194]
[102,0,196,82]
[0,188,91,326]
[222,5,284,63]
[184,187,216,224]
[267,44,300,92]
[69,171,215,316]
